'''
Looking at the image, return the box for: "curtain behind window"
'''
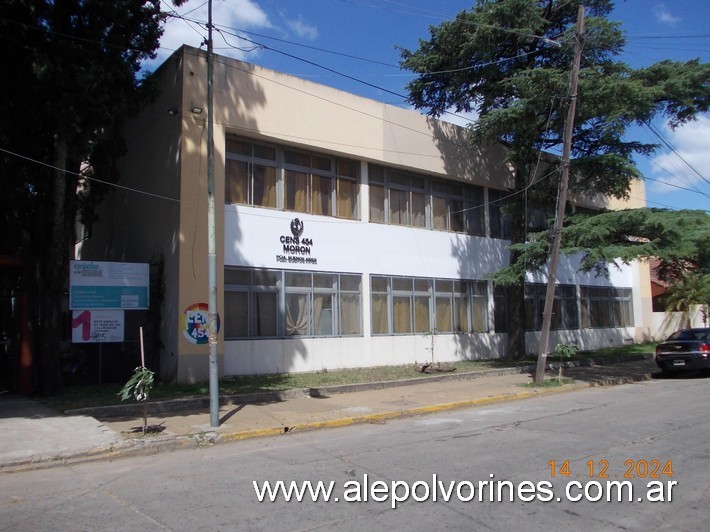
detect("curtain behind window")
[286,293,309,335]
[253,165,276,208]
[225,159,248,204]
[285,171,308,212]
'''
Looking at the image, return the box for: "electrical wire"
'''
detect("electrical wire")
[0,146,180,204]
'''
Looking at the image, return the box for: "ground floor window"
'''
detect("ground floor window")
[371,275,488,336]
[494,284,633,332]
[581,286,634,328]
[524,283,579,331]
[224,267,362,339]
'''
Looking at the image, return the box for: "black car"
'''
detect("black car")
[655,328,710,374]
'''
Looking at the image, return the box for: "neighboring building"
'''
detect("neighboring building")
[649,258,707,337]
[77,46,653,383]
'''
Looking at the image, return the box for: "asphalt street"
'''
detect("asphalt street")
[1,375,707,531]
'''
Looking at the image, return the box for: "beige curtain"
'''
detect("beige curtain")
[371,294,388,334]
[436,297,452,333]
[339,293,360,335]
[337,177,357,219]
[311,174,331,215]
[369,184,385,222]
[286,293,309,335]
[254,165,276,207]
[393,296,412,333]
[286,171,308,212]
[414,296,430,333]
[225,159,248,204]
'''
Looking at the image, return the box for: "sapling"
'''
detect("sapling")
[553,343,578,382]
[118,327,153,434]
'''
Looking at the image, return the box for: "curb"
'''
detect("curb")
[3,356,655,472]
[65,354,653,419]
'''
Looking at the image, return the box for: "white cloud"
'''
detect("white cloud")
[146,0,273,69]
[285,15,319,41]
[439,107,479,128]
[654,4,681,25]
[648,115,710,196]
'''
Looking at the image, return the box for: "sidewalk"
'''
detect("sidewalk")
[0,357,657,471]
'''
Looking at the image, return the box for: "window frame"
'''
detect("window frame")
[225,137,360,220]
[370,275,489,336]
[224,267,363,339]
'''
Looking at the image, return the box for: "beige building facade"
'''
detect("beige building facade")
[79,46,653,383]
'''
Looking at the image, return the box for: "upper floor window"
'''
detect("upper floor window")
[488,189,513,240]
[225,138,277,208]
[225,137,359,220]
[368,164,484,236]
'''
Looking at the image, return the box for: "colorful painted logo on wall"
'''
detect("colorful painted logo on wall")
[182,303,220,345]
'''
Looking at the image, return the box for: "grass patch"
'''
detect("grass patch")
[36,343,655,413]
[518,378,575,388]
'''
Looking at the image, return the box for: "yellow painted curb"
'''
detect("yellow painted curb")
[215,382,589,443]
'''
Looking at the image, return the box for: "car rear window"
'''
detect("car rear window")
[667,329,710,341]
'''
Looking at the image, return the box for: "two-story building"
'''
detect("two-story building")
[77,46,652,383]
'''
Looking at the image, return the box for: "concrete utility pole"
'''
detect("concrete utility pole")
[534,6,585,384]
[206,0,219,426]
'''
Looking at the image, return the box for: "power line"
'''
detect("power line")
[642,120,710,188]
[0,146,180,204]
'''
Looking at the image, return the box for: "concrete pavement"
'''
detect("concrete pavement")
[0,357,658,471]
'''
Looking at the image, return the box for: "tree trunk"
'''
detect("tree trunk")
[38,137,69,395]
[504,167,532,360]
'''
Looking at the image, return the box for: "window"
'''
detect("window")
[581,286,634,328]
[224,268,279,338]
[489,189,513,240]
[225,138,277,208]
[465,186,485,236]
[435,280,476,332]
[387,171,426,228]
[224,268,362,338]
[431,180,464,232]
[368,164,484,235]
[524,283,579,331]
[336,159,359,219]
[371,275,488,335]
[225,136,359,220]
[493,285,510,333]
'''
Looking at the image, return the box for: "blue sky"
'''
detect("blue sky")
[156,0,710,212]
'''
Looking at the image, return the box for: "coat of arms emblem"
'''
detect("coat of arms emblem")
[290,218,304,238]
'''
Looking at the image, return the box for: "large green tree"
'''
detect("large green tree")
[0,0,164,393]
[506,207,710,327]
[400,0,710,357]
[499,208,709,280]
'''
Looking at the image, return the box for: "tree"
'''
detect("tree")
[0,1,164,393]
[500,208,709,281]
[560,208,710,328]
[400,0,710,358]
[664,272,710,328]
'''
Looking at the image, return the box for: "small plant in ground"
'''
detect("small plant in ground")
[554,343,578,382]
[519,378,575,389]
[118,365,154,434]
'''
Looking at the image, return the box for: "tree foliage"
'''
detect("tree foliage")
[0,0,164,393]
[400,0,709,357]
[400,1,709,202]
[496,208,710,283]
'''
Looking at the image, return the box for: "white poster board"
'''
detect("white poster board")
[71,310,125,343]
[69,260,149,309]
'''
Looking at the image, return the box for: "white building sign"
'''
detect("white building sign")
[69,260,149,310]
[71,310,125,343]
